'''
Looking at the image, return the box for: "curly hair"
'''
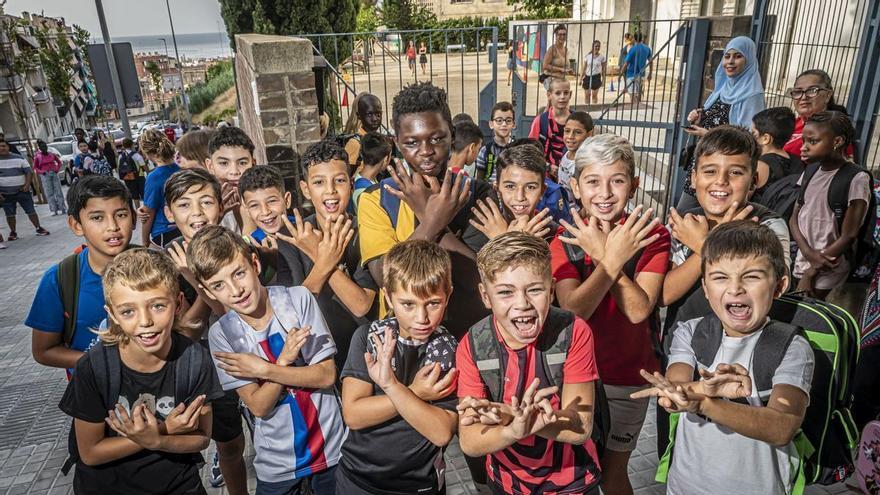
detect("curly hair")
[138,128,176,163]
[239,165,285,196]
[300,139,349,175]
[207,126,255,156]
[391,81,453,134]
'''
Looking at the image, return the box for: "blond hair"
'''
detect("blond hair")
[477,231,551,283]
[383,239,452,298]
[100,249,188,345]
[138,128,176,163]
[187,225,253,282]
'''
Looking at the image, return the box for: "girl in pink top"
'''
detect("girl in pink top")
[34,141,66,215]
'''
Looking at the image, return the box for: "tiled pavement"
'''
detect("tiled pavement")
[0,197,860,494]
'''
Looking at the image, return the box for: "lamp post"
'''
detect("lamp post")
[165,0,190,127]
[158,37,181,125]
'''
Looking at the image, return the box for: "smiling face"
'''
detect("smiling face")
[497,165,545,220]
[165,184,222,241]
[489,109,515,140]
[691,153,754,220]
[703,254,787,337]
[571,160,636,222]
[563,119,589,154]
[792,74,833,120]
[722,49,747,77]
[480,265,554,348]
[106,283,179,355]
[243,186,291,235]
[800,122,842,164]
[396,111,452,177]
[547,80,571,112]
[299,159,351,223]
[70,196,135,260]
[201,251,265,316]
[385,285,450,341]
[206,145,255,187]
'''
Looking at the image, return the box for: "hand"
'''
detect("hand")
[136,206,149,224]
[21,184,30,193]
[602,205,661,273]
[214,352,272,380]
[698,364,752,399]
[457,397,513,426]
[508,208,553,239]
[314,214,354,271]
[220,182,240,215]
[687,108,703,124]
[802,247,839,272]
[630,370,703,414]
[106,403,162,450]
[277,209,322,261]
[668,207,709,254]
[796,272,817,297]
[717,202,758,227]
[559,209,609,262]
[276,325,311,367]
[503,378,558,442]
[386,163,471,234]
[683,125,709,137]
[468,199,510,239]
[166,241,197,287]
[365,326,399,391]
[163,395,207,435]
[409,362,458,401]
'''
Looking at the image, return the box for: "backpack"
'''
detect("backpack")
[656,294,860,492]
[117,151,138,179]
[537,179,574,224]
[467,307,612,458]
[755,173,801,222]
[856,420,880,494]
[861,264,880,349]
[91,155,112,176]
[798,162,878,281]
[62,332,209,474]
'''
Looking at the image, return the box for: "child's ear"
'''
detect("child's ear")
[774,274,790,298]
[299,180,312,201]
[204,158,214,172]
[164,205,175,223]
[629,176,640,199]
[174,290,184,316]
[569,176,581,200]
[283,191,292,209]
[833,136,845,151]
[104,304,119,326]
[68,215,85,237]
[478,282,492,309]
[250,251,262,275]
[587,129,595,137]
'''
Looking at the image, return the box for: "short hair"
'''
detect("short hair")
[176,129,215,164]
[496,142,547,180]
[508,138,543,151]
[752,107,796,147]
[452,113,475,127]
[301,139,349,175]
[701,220,787,282]
[391,82,453,135]
[547,77,570,91]
[453,121,484,153]
[67,175,133,221]
[187,225,253,282]
[491,101,514,119]
[100,249,184,345]
[208,126,255,156]
[122,137,134,148]
[360,132,393,166]
[805,110,855,148]
[77,140,89,149]
[88,141,98,153]
[553,23,567,34]
[477,231,551,283]
[239,165,285,196]
[573,133,636,179]
[634,32,644,42]
[383,239,452,298]
[566,111,594,133]
[138,128,175,162]
[0,137,7,146]
[164,168,222,207]
[694,125,759,173]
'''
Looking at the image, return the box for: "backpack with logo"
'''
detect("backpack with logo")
[91,155,112,176]
[537,179,574,224]
[656,294,860,493]
[467,307,612,457]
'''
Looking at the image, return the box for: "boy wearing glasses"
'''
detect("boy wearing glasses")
[476,102,516,182]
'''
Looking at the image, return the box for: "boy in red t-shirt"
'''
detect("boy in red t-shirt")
[457,231,601,495]
[550,133,670,495]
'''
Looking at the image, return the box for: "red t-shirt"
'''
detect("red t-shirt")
[549,222,670,385]
[457,316,601,494]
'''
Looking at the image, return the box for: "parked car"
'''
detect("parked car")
[49,141,77,185]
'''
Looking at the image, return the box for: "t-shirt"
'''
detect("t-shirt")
[753,153,803,203]
[33,151,62,174]
[583,53,606,76]
[0,153,30,194]
[456,315,601,495]
[624,43,652,78]
[144,163,181,237]
[794,166,871,288]
[273,214,379,370]
[26,248,106,374]
[58,332,223,495]
[208,285,346,483]
[557,153,576,197]
[339,318,457,494]
[666,317,814,495]
[550,221,671,385]
[475,138,509,183]
[528,110,566,171]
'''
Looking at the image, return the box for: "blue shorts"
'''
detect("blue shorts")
[2,190,36,216]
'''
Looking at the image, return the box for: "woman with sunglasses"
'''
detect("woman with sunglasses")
[783,69,851,156]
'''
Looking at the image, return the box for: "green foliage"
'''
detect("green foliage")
[356,3,380,33]
[72,25,91,65]
[379,0,436,31]
[509,0,571,18]
[206,60,231,82]
[186,60,234,115]
[145,60,164,109]
[33,25,75,107]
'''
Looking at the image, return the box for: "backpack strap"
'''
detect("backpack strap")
[468,316,505,402]
[826,163,866,232]
[88,343,123,412]
[797,162,821,207]
[539,112,552,157]
[57,253,82,348]
[692,314,725,371]
[379,180,402,231]
[173,334,206,405]
[537,307,575,388]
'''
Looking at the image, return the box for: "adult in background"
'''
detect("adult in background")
[94,130,117,171]
[33,140,66,216]
[542,24,569,90]
[506,39,518,86]
[619,32,652,106]
[0,137,49,240]
[677,36,765,211]
[783,69,851,157]
[617,32,633,90]
[581,40,607,104]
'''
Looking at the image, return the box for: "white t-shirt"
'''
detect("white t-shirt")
[583,53,606,77]
[666,317,815,495]
[558,153,576,197]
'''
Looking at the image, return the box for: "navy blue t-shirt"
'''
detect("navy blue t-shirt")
[143,163,180,236]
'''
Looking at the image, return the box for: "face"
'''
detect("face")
[691,153,754,219]
[593,41,601,53]
[722,49,747,77]
[202,251,264,316]
[497,165,545,219]
[69,197,135,259]
[563,120,589,153]
[800,123,843,164]
[396,112,452,177]
[206,145,255,186]
[555,29,567,45]
[164,184,222,241]
[489,110,515,140]
[243,186,292,235]
[792,74,832,119]
[703,255,787,336]
[385,286,450,341]
[75,130,85,140]
[479,265,554,348]
[78,142,89,154]
[107,283,179,354]
[571,160,636,222]
[357,96,383,132]
[547,81,571,112]
[299,159,351,222]
[0,142,9,155]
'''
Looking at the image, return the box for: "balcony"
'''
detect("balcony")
[0,74,24,94]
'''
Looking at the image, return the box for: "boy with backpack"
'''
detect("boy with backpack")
[529,78,572,179]
[29,176,135,374]
[751,107,802,206]
[336,240,458,494]
[476,101,515,182]
[87,141,112,176]
[457,231,602,495]
[449,121,484,177]
[634,220,814,495]
[118,138,146,208]
[352,132,392,210]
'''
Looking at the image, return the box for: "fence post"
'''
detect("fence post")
[669,18,710,208]
[750,0,770,63]
[846,0,880,165]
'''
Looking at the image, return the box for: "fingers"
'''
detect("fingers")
[383,183,405,200]
[732,204,754,221]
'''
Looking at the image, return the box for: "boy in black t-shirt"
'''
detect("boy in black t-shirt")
[337,240,458,495]
[751,107,802,201]
[60,249,222,495]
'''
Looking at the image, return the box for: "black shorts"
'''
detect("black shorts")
[582,74,603,90]
[211,389,244,443]
[419,54,428,64]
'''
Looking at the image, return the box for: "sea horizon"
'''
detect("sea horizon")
[93,31,233,60]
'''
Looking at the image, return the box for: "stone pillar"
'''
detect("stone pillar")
[234,34,320,203]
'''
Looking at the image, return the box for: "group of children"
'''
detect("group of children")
[25,77,877,495]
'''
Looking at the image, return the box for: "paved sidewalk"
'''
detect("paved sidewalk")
[0,199,858,494]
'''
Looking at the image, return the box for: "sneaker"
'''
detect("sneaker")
[0,241,6,249]
[50,211,57,216]
[209,452,224,487]
[35,227,50,236]
[7,231,18,241]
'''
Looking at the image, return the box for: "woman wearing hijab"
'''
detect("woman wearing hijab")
[676,36,766,211]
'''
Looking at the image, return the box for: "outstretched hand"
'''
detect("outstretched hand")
[630,369,703,414]
[698,363,752,399]
[365,326,399,391]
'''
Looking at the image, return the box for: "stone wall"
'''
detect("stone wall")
[234,34,321,202]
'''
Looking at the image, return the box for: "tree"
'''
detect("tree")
[219,0,356,52]
[356,2,379,33]
[145,60,164,114]
[509,0,572,18]
[34,25,75,108]
[380,0,436,31]
[0,15,37,156]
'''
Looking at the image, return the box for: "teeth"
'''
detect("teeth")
[709,192,729,198]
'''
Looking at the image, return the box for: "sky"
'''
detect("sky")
[4,0,226,37]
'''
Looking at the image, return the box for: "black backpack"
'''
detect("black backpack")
[756,173,801,222]
[117,151,138,178]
